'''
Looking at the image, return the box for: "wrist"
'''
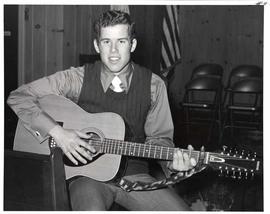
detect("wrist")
[48,124,63,138]
[167,162,178,174]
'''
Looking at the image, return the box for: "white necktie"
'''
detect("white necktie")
[111,76,123,92]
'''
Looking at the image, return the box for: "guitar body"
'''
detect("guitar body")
[13,94,125,182]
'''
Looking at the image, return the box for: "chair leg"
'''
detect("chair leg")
[184,107,190,139]
[229,109,234,139]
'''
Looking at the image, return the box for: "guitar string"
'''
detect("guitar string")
[85,138,200,157]
[85,139,177,160]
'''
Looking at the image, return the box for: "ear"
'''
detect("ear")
[93,39,100,53]
[130,38,137,53]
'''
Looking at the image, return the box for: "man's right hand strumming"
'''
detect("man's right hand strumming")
[49,125,96,165]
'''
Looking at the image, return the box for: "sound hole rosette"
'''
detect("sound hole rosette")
[81,127,105,154]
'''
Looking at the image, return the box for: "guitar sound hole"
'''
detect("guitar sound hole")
[63,131,102,167]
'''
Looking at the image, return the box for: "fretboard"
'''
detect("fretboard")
[91,138,206,162]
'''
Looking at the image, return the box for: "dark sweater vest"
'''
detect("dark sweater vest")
[77,61,152,176]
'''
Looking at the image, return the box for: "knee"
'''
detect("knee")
[68,177,112,211]
[69,177,92,198]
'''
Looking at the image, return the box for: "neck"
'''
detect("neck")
[103,62,131,76]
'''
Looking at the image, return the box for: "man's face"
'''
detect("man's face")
[94,24,137,73]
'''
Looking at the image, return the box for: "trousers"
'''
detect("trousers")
[69,173,191,211]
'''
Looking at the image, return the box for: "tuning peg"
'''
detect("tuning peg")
[253,152,257,158]
[219,169,223,176]
[231,170,236,179]
[222,145,228,153]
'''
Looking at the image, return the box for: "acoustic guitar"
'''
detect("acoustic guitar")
[13,94,261,182]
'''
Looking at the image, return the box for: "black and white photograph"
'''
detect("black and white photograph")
[3,1,266,211]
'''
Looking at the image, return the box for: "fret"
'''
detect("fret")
[166,147,169,160]
[138,143,141,157]
[107,140,110,154]
[148,144,151,158]
[107,141,109,154]
[120,141,123,155]
[170,148,175,159]
[118,140,122,155]
[143,144,146,157]
[129,143,132,156]
[124,141,127,155]
[116,140,119,155]
[104,141,107,153]
[133,143,136,156]
[160,146,163,159]
[109,141,113,153]
[116,142,119,154]
[101,141,104,153]
[110,140,113,154]
[154,145,157,159]
[113,141,116,154]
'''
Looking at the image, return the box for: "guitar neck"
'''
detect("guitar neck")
[92,138,206,162]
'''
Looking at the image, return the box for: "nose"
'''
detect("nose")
[110,42,118,53]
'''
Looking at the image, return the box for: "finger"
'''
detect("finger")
[175,150,185,171]
[76,146,93,161]
[75,130,91,139]
[78,139,96,153]
[187,144,194,151]
[183,152,190,170]
[183,152,189,162]
[190,158,197,167]
[65,152,78,165]
[70,149,88,164]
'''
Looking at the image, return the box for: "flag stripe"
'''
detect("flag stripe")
[161,41,173,68]
[165,6,178,60]
[171,6,181,59]
[162,28,174,67]
[161,5,181,77]
[163,18,175,60]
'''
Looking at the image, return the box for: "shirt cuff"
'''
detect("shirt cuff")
[31,111,58,138]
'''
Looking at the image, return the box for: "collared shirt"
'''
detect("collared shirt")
[100,62,133,93]
[7,63,174,151]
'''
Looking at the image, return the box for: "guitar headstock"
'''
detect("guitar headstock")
[207,146,261,180]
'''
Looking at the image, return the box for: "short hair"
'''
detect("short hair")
[94,10,136,40]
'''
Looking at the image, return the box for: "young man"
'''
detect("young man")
[7,10,196,210]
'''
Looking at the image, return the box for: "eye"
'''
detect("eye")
[101,40,110,45]
[119,39,127,44]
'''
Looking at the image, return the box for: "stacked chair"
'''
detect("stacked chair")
[181,63,224,145]
[220,65,263,144]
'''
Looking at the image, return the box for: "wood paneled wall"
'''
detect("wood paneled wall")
[18,5,263,105]
[18,5,110,84]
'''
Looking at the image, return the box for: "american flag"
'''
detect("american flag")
[160,5,181,77]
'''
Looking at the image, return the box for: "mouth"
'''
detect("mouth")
[109,56,120,63]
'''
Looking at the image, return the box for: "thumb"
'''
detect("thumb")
[75,130,91,139]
